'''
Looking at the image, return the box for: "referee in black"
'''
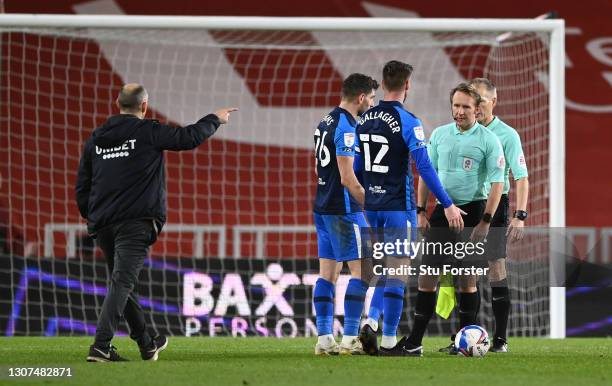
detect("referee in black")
[76,83,237,362]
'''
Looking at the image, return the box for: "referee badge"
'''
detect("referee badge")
[462,157,473,171]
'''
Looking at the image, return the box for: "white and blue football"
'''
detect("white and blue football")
[454,325,490,357]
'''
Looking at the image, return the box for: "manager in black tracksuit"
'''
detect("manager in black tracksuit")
[76,83,237,362]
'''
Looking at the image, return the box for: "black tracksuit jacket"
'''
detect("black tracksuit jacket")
[75,113,221,234]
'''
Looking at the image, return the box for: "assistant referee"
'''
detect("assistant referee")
[76,83,237,362]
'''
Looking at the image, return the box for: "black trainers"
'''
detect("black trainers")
[86,345,128,362]
[378,337,423,357]
[140,335,168,361]
[438,341,455,353]
[358,324,379,356]
[490,337,508,353]
[438,334,458,355]
[439,342,458,355]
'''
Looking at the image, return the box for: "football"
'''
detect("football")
[454,325,490,357]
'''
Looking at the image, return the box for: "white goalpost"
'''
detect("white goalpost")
[0,15,565,338]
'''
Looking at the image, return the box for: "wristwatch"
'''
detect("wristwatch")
[514,210,528,221]
[417,206,427,215]
[482,213,492,223]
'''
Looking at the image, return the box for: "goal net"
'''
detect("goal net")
[0,16,564,338]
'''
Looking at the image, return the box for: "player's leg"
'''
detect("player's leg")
[343,260,366,327]
[408,204,449,354]
[377,210,420,356]
[403,273,438,355]
[131,222,167,361]
[489,258,510,352]
[379,211,410,349]
[457,274,479,328]
[89,220,153,362]
[313,213,339,355]
[87,226,128,362]
[442,200,487,354]
[436,200,486,353]
[363,210,384,330]
[458,200,487,327]
[342,260,368,355]
[486,193,511,352]
[364,276,385,329]
[359,210,383,354]
[327,212,368,355]
[96,231,152,351]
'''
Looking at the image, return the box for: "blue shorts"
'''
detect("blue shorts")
[314,212,368,262]
[365,210,418,257]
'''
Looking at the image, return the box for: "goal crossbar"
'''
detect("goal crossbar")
[0,14,564,33]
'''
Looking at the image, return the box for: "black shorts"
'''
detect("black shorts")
[420,200,486,268]
[486,194,509,260]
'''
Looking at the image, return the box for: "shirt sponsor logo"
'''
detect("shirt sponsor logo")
[463,157,473,171]
[96,139,136,160]
[413,126,425,141]
[344,132,355,147]
[368,185,386,194]
[518,153,526,168]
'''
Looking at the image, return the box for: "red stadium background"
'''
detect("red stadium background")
[1,0,611,259]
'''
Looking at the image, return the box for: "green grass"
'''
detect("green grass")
[0,337,610,385]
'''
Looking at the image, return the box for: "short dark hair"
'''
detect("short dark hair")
[117,84,148,112]
[449,82,482,107]
[382,60,413,91]
[469,77,496,94]
[341,73,379,101]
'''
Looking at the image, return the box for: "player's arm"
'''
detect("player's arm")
[337,155,365,207]
[514,178,529,212]
[416,128,435,212]
[483,184,504,221]
[506,177,529,242]
[151,107,237,151]
[506,130,530,241]
[334,118,364,206]
[417,176,431,230]
[353,134,364,187]
[75,139,93,219]
[471,136,505,242]
[408,125,465,231]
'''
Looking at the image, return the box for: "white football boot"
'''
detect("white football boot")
[339,336,366,355]
[315,334,340,356]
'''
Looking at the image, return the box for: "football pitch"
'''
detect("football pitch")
[0,337,610,385]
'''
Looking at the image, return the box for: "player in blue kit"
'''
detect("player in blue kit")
[356,61,465,356]
[312,73,378,355]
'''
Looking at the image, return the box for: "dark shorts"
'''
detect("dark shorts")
[421,200,486,268]
[486,194,509,260]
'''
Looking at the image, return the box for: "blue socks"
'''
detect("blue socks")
[382,278,405,338]
[367,277,385,322]
[314,278,335,335]
[343,278,368,336]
